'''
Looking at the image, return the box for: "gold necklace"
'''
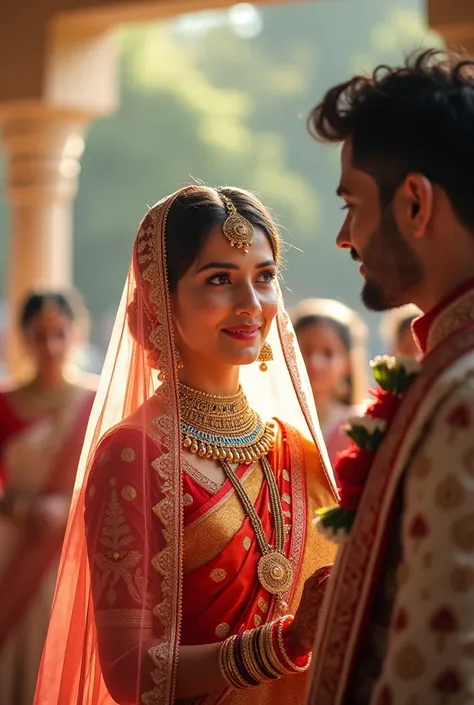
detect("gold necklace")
[221,456,293,613]
[178,382,275,464]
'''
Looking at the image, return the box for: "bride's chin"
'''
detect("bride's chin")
[217,351,260,368]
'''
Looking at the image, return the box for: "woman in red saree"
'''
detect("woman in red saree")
[34,186,337,705]
[0,290,96,705]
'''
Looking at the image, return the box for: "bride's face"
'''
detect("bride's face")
[171,224,279,369]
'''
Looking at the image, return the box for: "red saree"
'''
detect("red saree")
[0,389,95,705]
[85,417,335,705]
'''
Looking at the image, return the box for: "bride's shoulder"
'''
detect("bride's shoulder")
[92,396,168,467]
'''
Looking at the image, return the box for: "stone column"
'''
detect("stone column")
[0,104,88,376]
[428,0,474,52]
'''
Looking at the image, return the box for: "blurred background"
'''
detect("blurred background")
[0,0,445,375]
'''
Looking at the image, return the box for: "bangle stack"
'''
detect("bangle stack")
[219,615,311,690]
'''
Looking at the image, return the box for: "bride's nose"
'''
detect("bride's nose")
[233,283,262,317]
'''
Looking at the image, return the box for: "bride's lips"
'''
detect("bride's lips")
[222,325,260,341]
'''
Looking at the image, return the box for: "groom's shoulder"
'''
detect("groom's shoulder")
[414,362,474,450]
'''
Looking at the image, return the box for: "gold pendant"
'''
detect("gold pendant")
[257,551,293,595]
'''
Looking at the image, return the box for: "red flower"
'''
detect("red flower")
[366,389,402,422]
[336,446,373,510]
[334,390,403,512]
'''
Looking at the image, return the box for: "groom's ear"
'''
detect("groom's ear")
[397,173,433,241]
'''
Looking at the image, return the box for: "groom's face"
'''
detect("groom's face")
[335,140,424,312]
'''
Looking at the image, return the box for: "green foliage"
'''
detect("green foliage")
[0,0,442,355]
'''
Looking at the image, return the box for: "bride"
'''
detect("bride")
[34,185,337,705]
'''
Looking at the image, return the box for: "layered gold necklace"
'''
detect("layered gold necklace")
[178,382,275,464]
[178,382,293,607]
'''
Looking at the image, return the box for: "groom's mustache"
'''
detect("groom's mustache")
[350,248,360,262]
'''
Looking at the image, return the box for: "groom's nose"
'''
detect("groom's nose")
[336,212,351,249]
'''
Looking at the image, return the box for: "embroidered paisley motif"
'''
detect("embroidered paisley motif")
[94,485,147,606]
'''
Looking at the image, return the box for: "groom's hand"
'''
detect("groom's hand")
[286,564,332,657]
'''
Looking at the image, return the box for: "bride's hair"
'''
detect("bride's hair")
[164,186,281,291]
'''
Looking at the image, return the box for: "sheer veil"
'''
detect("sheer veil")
[34,186,336,705]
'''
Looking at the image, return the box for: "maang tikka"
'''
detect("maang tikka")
[220,194,254,254]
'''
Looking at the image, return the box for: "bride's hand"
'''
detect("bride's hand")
[286,564,332,657]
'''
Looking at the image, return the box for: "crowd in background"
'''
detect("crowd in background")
[0,283,422,705]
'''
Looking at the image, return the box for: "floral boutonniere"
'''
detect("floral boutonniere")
[315,355,422,543]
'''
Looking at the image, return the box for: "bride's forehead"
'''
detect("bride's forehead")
[196,224,274,262]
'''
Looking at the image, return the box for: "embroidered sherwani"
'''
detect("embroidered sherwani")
[307,278,474,705]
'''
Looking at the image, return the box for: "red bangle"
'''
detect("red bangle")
[271,615,311,673]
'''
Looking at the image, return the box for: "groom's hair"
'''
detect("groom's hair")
[309,49,474,232]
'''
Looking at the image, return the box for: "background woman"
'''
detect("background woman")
[0,290,96,705]
[291,298,368,467]
[35,186,337,705]
[379,304,421,359]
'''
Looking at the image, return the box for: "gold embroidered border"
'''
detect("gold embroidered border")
[308,325,474,705]
[95,608,154,629]
[183,463,262,574]
[281,424,306,611]
[428,288,474,352]
[138,193,193,705]
[276,304,337,499]
[183,457,222,494]
[184,463,258,534]
[283,425,337,614]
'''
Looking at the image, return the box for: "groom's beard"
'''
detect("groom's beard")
[358,206,424,312]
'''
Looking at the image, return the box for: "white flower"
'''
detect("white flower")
[370,354,396,370]
[344,414,387,436]
[370,354,421,376]
[393,355,422,376]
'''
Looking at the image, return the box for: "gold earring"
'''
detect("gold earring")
[258,341,273,372]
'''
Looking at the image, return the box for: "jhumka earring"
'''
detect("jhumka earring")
[258,341,273,372]
[220,194,254,254]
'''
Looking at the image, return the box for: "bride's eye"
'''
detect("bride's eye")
[256,270,276,284]
[206,272,230,286]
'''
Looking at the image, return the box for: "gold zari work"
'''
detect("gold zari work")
[178,382,275,464]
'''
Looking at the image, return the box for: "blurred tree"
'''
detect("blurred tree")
[0,0,442,359]
[74,24,318,320]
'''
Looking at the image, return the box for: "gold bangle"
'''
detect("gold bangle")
[219,638,234,688]
[225,635,252,690]
[258,622,285,678]
[220,636,244,689]
[240,629,269,684]
[253,625,280,680]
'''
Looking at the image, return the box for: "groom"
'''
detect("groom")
[306,50,474,705]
